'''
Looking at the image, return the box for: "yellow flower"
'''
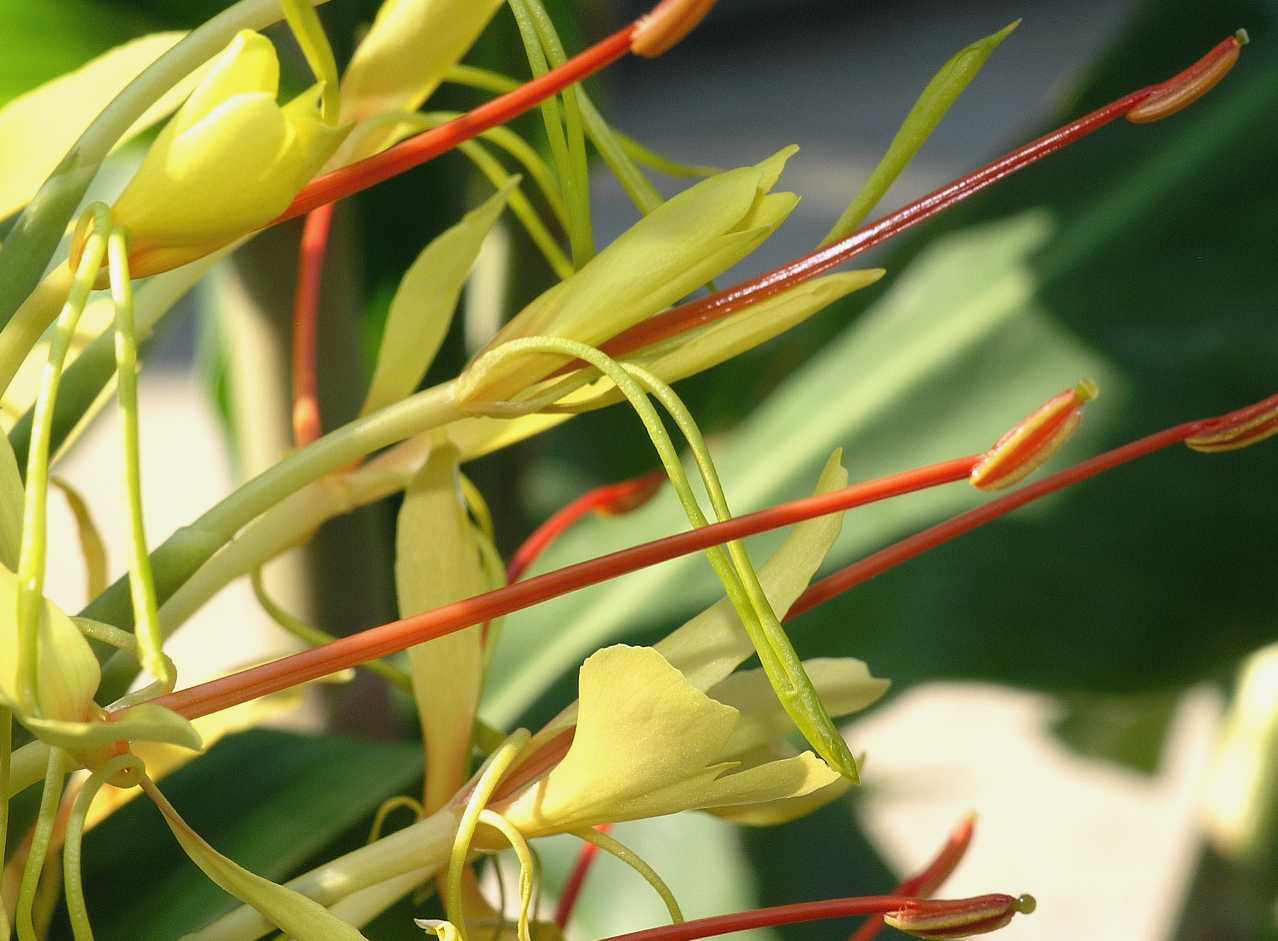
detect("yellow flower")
[102,30,348,277]
[493,644,887,836]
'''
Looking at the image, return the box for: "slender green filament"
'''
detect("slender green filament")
[448,729,531,941]
[63,754,145,941]
[108,227,172,693]
[478,810,536,941]
[570,826,684,925]
[16,748,66,941]
[15,206,109,713]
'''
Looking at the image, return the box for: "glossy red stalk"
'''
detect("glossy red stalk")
[507,471,666,582]
[147,456,977,719]
[291,204,335,448]
[598,894,1020,941]
[598,34,1246,361]
[785,393,1278,619]
[849,814,977,941]
[275,25,637,223]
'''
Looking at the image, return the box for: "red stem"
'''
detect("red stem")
[597,895,1008,941]
[597,35,1245,362]
[147,456,976,719]
[275,25,637,223]
[786,422,1201,620]
[147,390,1271,722]
[291,204,335,448]
[555,822,613,929]
[507,471,666,582]
[848,814,976,941]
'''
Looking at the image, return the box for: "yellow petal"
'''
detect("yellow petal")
[112,32,348,276]
[459,148,800,403]
[0,563,99,723]
[396,442,492,812]
[707,657,889,759]
[544,272,885,414]
[705,742,852,827]
[339,0,504,150]
[362,182,513,416]
[0,32,198,221]
[501,645,840,836]
[22,703,201,758]
[170,30,279,134]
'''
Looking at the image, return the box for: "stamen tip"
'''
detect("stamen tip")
[1015,893,1037,915]
[633,0,717,57]
[1235,27,1251,46]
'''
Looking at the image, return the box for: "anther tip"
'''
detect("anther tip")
[1075,378,1100,402]
[1014,894,1037,915]
[1235,28,1251,46]
[633,0,717,57]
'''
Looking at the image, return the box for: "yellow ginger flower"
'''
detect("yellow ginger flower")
[92,30,347,278]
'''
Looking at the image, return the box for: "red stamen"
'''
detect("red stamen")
[555,822,614,929]
[597,894,1019,941]
[785,396,1275,620]
[1186,390,1278,453]
[849,814,976,941]
[146,456,976,719]
[291,204,335,448]
[1128,31,1247,124]
[597,34,1246,361]
[276,25,637,223]
[146,390,1273,722]
[632,0,718,57]
[507,471,666,582]
[970,380,1097,491]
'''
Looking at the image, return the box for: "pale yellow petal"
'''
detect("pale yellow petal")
[339,0,504,144]
[396,443,492,812]
[706,743,852,826]
[460,148,799,403]
[22,703,201,756]
[362,183,513,416]
[172,29,279,134]
[0,563,99,723]
[0,33,192,221]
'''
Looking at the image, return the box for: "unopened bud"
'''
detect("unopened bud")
[885,892,1036,939]
[632,0,717,57]
[1186,391,1278,453]
[971,380,1098,491]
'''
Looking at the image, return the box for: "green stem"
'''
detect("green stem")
[63,754,144,941]
[571,827,683,924]
[0,266,74,400]
[89,382,465,701]
[15,208,108,712]
[15,748,65,941]
[506,0,590,268]
[108,227,171,692]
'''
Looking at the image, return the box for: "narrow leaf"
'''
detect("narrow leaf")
[361,183,513,417]
[820,20,1019,246]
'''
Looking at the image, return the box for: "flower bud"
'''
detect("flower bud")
[97,30,348,277]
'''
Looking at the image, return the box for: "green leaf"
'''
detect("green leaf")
[362,183,514,417]
[820,19,1019,246]
[77,729,421,941]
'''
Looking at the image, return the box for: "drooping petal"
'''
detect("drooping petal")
[705,742,852,827]
[396,442,492,813]
[459,147,801,403]
[0,563,98,724]
[362,183,513,416]
[500,645,841,836]
[339,0,504,155]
